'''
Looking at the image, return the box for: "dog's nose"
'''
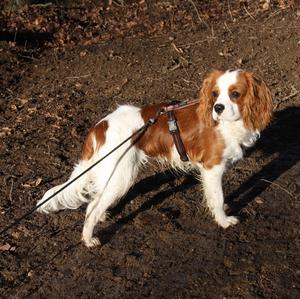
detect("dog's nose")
[214,103,225,114]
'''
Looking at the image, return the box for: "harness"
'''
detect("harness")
[161,99,199,162]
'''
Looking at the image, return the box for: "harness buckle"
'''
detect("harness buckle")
[168,119,178,133]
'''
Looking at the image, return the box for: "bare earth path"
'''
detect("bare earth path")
[0,3,299,298]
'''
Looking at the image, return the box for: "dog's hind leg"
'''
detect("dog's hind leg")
[81,149,143,247]
[81,191,118,247]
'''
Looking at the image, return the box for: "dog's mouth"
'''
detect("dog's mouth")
[213,113,241,122]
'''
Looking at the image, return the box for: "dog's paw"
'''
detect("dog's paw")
[216,215,239,229]
[83,237,101,248]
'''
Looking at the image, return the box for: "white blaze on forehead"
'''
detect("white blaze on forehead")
[217,70,239,94]
[213,70,241,122]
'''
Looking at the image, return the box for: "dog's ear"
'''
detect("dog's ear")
[197,70,224,127]
[240,72,273,131]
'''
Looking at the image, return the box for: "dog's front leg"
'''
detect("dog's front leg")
[200,164,239,228]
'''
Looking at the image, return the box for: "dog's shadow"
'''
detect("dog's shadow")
[98,106,300,244]
[227,106,300,213]
[98,171,198,244]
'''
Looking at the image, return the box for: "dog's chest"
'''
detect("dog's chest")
[218,120,257,163]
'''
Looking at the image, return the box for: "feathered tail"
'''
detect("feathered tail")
[37,160,93,213]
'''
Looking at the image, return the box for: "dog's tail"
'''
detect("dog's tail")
[36,160,93,214]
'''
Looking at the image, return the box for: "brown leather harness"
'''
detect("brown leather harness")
[160,99,199,162]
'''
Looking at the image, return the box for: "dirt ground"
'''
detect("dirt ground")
[0,1,300,298]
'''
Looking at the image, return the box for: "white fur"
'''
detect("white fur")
[217,119,259,163]
[36,160,91,213]
[199,119,258,229]
[38,96,260,247]
[213,70,241,122]
[200,163,239,228]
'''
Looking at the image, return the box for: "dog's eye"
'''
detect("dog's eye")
[231,91,240,98]
[212,91,218,98]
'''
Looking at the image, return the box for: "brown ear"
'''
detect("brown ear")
[197,70,224,127]
[241,72,273,131]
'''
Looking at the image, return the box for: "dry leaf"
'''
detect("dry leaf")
[0,243,11,251]
[34,177,42,187]
[23,178,42,188]
[11,231,20,239]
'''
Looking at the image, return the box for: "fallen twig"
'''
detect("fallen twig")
[227,0,234,22]
[224,22,233,34]
[243,4,256,20]
[9,179,14,203]
[18,55,34,60]
[274,89,300,110]
[260,179,296,199]
[31,2,53,7]
[188,0,209,28]
[66,74,91,79]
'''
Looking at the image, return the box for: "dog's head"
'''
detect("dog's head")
[198,69,273,131]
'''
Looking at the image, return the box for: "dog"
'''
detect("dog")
[37,69,273,247]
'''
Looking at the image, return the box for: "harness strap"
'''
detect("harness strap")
[162,98,199,113]
[167,110,189,162]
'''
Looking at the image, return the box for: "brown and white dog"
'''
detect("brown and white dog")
[37,69,273,247]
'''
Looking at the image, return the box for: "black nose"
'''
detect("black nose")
[214,103,225,114]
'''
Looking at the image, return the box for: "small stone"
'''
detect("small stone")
[237,58,243,65]
[255,197,264,204]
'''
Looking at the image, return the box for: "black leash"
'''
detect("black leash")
[0,111,162,237]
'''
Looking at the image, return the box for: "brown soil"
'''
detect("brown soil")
[0,2,299,298]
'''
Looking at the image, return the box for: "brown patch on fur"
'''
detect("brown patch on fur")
[197,70,224,127]
[238,71,273,131]
[82,120,108,160]
[136,104,173,159]
[228,80,248,101]
[176,107,225,168]
[137,102,225,169]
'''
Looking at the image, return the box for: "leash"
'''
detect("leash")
[0,99,199,237]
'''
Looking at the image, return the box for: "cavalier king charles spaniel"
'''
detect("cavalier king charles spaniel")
[37,69,273,247]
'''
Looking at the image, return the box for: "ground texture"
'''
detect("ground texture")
[0,1,299,298]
